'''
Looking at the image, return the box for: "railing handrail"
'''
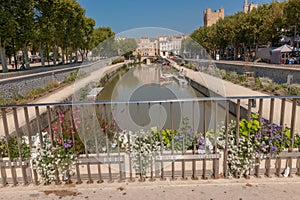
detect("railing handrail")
[0,95,299,109]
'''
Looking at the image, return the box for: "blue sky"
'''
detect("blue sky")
[78,0,277,34]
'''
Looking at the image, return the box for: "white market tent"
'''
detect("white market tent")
[271,44,299,64]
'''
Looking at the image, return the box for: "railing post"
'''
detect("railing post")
[213,101,219,179]
[223,101,229,178]
[255,99,263,178]
[280,98,286,128]
[201,101,206,180]
[288,98,297,177]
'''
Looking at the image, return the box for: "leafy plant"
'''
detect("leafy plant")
[32,133,76,184]
[118,128,160,175]
[239,114,260,138]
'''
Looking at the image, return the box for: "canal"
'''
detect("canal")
[97,64,232,133]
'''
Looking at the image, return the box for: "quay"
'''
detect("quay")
[169,59,300,132]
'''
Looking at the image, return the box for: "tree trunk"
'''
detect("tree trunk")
[85,51,88,61]
[79,50,84,63]
[75,48,78,63]
[0,47,8,72]
[52,46,57,66]
[69,47,72,64]
[23,43,30,69]
[39,43,45,67]
[62,48,65,64]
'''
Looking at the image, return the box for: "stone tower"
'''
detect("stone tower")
[243,0,258,13]
[203,8,224,26]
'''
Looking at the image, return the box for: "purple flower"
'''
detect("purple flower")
[270,146,277,152]
[198,145,205,150]
[64,143,72,148]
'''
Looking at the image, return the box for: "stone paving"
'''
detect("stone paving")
[1,177,300,199]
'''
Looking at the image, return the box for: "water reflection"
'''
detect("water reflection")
[98,64,228,132]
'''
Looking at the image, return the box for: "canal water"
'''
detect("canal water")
[97,64,230,133]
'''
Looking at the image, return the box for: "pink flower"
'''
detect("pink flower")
[105,124,109,129]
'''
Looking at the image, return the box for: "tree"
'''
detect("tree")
[0,0,17,72]
[116,38,137,58]
[15,0,35,69]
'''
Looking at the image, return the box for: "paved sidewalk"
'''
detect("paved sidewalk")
[1,177,300,200]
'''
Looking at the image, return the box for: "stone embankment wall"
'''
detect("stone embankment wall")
[215,62,300,84]
[0,68,79,101]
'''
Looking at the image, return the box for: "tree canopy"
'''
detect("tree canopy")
[0,0,116,72]
[190,1,299,60]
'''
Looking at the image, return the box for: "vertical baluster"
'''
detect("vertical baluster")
[75,105,84,184]
[247,99,252,121]
[255,99,263,178]
[47,106,54,145]
[12,107,23,185]
[160,102,166,181]
[235,99,241,178]
[213,101,219,179]
[269,98,275,124]
[24,107,33,153]
[278,98,286,177]
[170,102,176,181]
[201,101,206,180]
[117,130,123,182]
[94,107,103,184]
[0,109,8,186]
[104,104,113,183]
[0,161,7,186]
[148,102,155,182]
[236,99,241,145]
[288,99,297,177]
[265,98,275,178]
[181,102,186,180]
[83,105,92,184]
[280,98,286,128]
[137,103,144,182]
[35,107,43,146]
[223,101,229,178]
[127,129,134,182]
[138,134,144,182]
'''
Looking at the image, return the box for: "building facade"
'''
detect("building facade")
[136,36,158,57]
[135,35,188,58]
[203,8,224,27]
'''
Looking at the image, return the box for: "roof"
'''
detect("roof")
[272,44,298,53]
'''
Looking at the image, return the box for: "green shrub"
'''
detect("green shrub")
[287,84,300,96]
[112,57,125,65]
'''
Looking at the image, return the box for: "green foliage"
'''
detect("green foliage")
[239,114,260,138]
[0,136,30,160]
[112,57,125,65]
[287,84,300,96]
[191,1,288,58]
[153,129,175,149]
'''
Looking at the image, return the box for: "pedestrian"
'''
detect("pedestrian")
[20,63,25,70]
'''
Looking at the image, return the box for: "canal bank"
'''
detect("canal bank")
[214,60,300,84]
[0,59,128,137]
[169,59,300,132]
